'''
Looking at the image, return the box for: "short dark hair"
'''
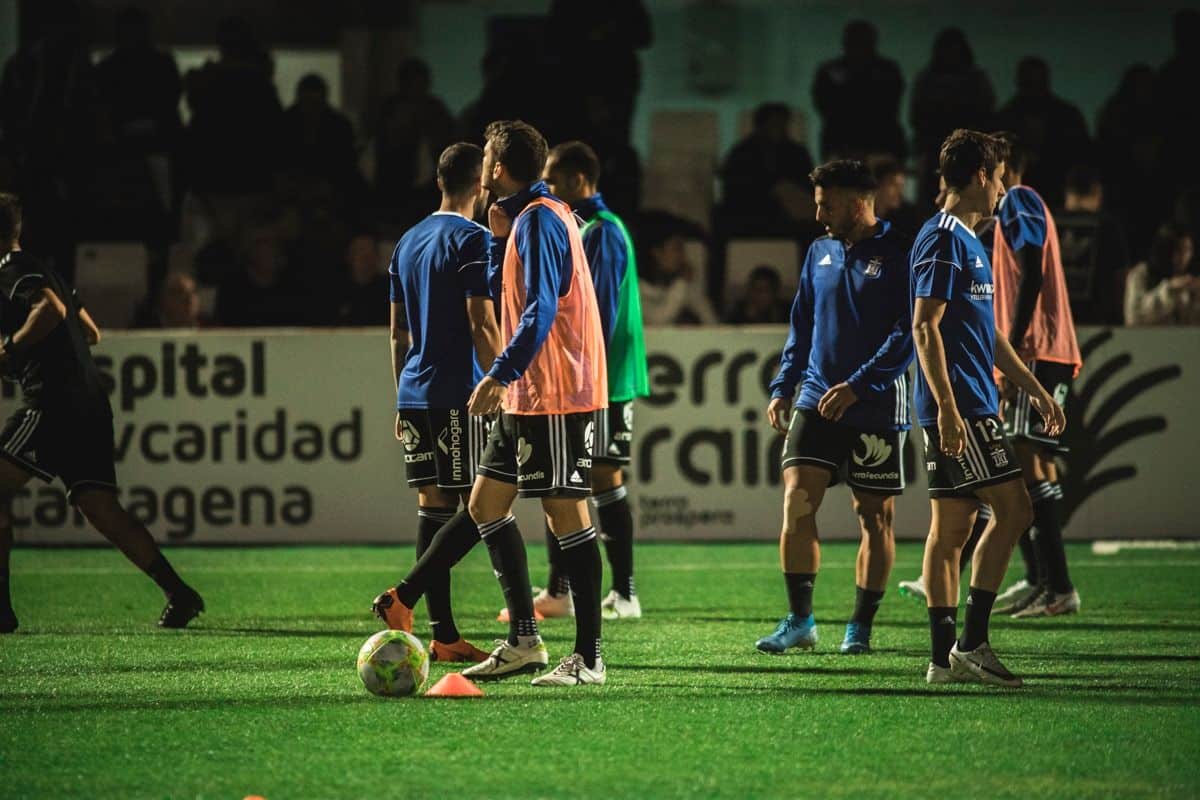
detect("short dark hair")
[938,129,1008,191]
[0,193,22,248]
[484,120,549,184]
[1065,164,1101,197]
[548,140,601,186]
[437,142,483,196]
[809,159,877,193]
[752,102,790,131]
[992,131,1029,175]
[297,72,327,95]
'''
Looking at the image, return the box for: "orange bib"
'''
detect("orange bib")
[501,197,608,414]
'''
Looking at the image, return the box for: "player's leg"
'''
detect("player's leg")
[840,490,894,654]
[1011,447,1078,617]
[72,487,204,628]
[924,496,977,683]
[990,436,1042,614]
[947,477,1033,687]
[907,503,990,602]
[755,464,829,653]
[593,462,640,620]
[0,457,33,633]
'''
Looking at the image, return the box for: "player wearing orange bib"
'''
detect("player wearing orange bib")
[461,121,610,686]
[990,132,1082,617]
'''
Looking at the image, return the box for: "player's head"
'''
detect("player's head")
[842,20,877,60]
[437,142,484,205]
[0,192,22,253]
[483,120,549,196]
[992,131,1029,188]
[938,129,1008,213]
[1064,164,1103,212]
[543,140,600,206]
[1148,222,1195,283]
[752,103,791,142]
[809,159,877,239]
[295,73,328,113]
[745,265,782,311]
[871,157,906,217]
[930,27,974,71]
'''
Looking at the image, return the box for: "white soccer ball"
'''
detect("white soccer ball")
[356,629,430,697]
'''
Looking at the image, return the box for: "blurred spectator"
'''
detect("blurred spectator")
[214,224,309,327]
[909,28,995,208]
[331,233,388,326]
[870,157,921,238]
[459,49,529,146]
[725,265,790,324]
[578,92,643,217]
[1125,223,1199,325]
[1056,164,1131,325]
[1098,64,1162,259]
[375,58,454,229]
[280,73,360,197]
[143,272,202,329]
[996,57,1091,208]
[717,103,815,238]
[638,227,718,326]
[1156,10,1200,202]
[182,17,282,257]
[811,21,906,160]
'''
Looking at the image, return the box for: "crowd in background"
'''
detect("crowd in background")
[1,3,1198,330]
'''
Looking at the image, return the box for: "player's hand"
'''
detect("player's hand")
[468,376,506,416]
[766,397,791,434]
[1032,390,1066,438]
[394,412,404,442]
[488,203,512,238]
[937,408,967,457]
[817,382,858,422]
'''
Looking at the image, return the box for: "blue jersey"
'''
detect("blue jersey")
[574,193,627,346]
[910,211,998,426]
[997,185,1047,252]
[770,221,914,432]
[389,212,492,409]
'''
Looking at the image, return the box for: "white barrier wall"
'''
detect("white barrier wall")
[4,326,1196,544]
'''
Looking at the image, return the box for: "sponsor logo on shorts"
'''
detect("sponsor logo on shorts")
[622,403,634,430]
[614,431,633,442]
[516,437,533,467]
[400,419,421,453]
[584,421,595,455]
[405,452,434,464]
[852,434,892,468]
[576,457,592,469]
[926,461,937,471]
[569,470,583,484]
[955,456,978,482]
[989,446,1010,468]
[520,470,546,482]
[864,257,882,277]
[438,410,466,483]
[851,469,901,481]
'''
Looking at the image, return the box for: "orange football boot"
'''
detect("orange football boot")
[430,638,491,663]
[371,588,414,632]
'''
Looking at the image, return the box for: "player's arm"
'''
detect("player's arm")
[459,226,502,371]
[0,287,67,366]
[471,208,567,414]
[994,332,1065,436]
[466,297,501,372]
[78,305,101,345]
[1001,189,1048,348]
[584,222,623,347]
[912,296,965,455]
[767,259,814,433]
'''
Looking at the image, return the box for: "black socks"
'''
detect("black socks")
[396,510,481,608]
[784,572,816,619]
[544,525,571,597]
[851,587,884,626]
[928,606,957,667]
[146,553,186,597]
[557,526,604,668]
[1017,529,1039,585]
[413,507,460,644]
[480,515,538,646]
[1031,481,1073,593]
[595,486,635,599]
[958,587,997,652]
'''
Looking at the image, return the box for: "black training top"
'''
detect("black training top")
[0,250,110,414]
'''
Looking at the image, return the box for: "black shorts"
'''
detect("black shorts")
[592,400,634,466]
[923,414,1022,498]
[397,408,490,490]
[0,405,118,500]
[477,411,593,498]
[781,408,907,495]
[1003,360,1074,451]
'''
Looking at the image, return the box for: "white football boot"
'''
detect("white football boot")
[898,575,927,602]
[601,589,642,620]
[949,642,1023,688]
[925,662,962,684]
[461,638,549,681]
[530,654,607,686]
[992,579,1038,615]
[1012,588,1081,618]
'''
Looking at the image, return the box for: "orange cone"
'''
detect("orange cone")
[424,672,484,698]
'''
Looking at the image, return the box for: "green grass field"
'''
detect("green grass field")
[2,541,1198,799]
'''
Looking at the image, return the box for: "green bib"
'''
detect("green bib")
[582,209,650,402]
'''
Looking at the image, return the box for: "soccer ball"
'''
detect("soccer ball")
[357,630,429,697]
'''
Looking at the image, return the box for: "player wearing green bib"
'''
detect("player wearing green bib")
[498,140,650,622]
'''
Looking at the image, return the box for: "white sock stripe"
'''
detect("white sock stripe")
[5,409,39,455]
[417,509,456,522]
[977,504,993,520]
[478,515,516,538]
[1051,483,1064,499]
[594,485,628,507]
[1031,481,1055,501]
[558,527,597,549]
